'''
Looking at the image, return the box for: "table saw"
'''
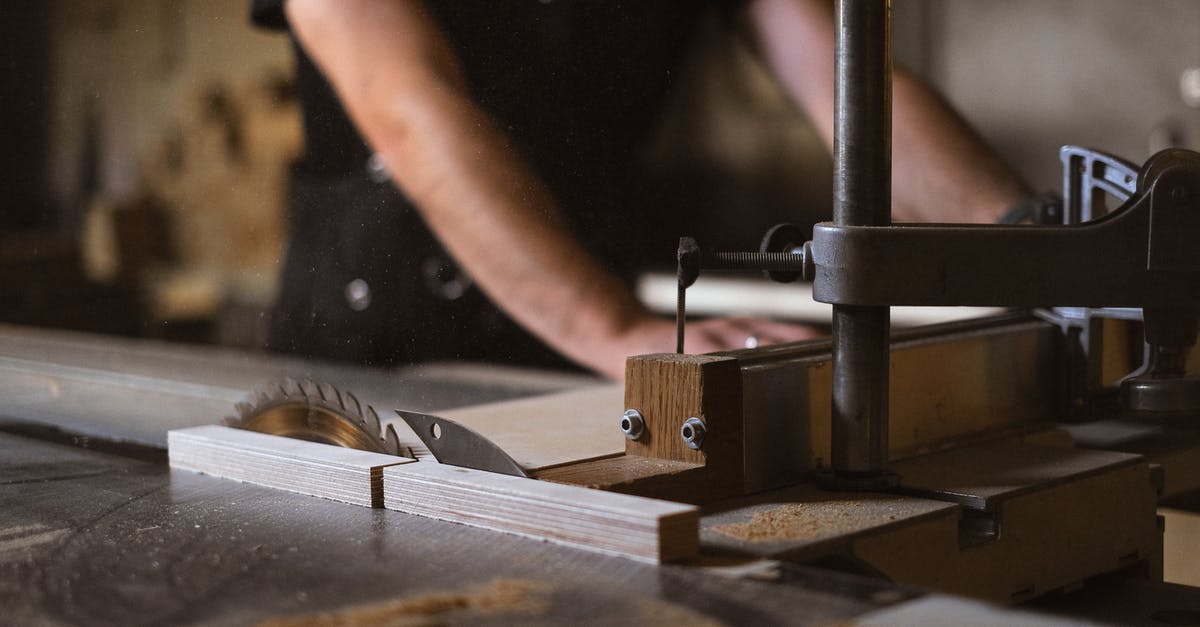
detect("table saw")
[1,322,1198,626]
[9,0,1200,624]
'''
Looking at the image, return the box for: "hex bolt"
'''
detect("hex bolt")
[620,409,645,441]
[680,417,706,450]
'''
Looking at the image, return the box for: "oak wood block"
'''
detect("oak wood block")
[623,353,742,470]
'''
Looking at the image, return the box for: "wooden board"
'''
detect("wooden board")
[382,462,699,564]
[636,272,1005,326]
[391,385,626,471]
[168,425,414,507]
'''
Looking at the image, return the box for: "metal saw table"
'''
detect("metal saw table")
[3,325,1200,626]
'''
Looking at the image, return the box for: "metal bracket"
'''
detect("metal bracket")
[810,149,1200,308]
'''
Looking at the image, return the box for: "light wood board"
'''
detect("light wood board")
[168,425,414,507]
[637,272,1004,326]
[390,384,626,471]
[382,461,699,563]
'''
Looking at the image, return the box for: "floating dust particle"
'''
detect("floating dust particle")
[711,502,899,543]
[260,579,550,627]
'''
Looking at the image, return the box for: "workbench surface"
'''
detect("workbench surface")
[0,428,904,626]
[5,326,1199,625]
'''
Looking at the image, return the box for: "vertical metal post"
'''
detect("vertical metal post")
[829,0,897,488]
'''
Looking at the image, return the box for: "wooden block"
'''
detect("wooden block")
[1161,505,1200,586]
[168,425,414,507]
[382,462,699,563]
[700,442,1161,603]
[865,443,1160,602]
[623,353,742,468]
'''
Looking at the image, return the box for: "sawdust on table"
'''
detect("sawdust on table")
[260,578,550,627]
[638,598,729,627]
[710,502,898,543]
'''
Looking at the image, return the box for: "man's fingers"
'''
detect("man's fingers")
[687,317,823,352]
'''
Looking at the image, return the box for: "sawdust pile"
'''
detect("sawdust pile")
[260,578,549,627]
[711,502,897,543]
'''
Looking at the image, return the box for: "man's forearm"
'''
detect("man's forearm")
[747,0,1029,223]
[286,0,650,375]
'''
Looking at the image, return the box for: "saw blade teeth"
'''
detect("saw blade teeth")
[364,404,381,436]
[384,423,406,457]
[299,378,318,400]
[276,382,291,401]
[280,377,300,397]
[318,381,338,407]
[343,391,362,418]
[230,378,409,459]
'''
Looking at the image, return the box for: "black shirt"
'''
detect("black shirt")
[252,1,715,368]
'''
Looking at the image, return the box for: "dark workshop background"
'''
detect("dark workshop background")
[1,1,1197,352]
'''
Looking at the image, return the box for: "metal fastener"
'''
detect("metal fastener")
[620,409,645,441]
[680,417,706,450]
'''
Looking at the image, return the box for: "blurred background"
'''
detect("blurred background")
[2,0,1198,353]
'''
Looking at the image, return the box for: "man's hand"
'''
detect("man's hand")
[590,315,823,381]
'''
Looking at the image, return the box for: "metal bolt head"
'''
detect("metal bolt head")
[680,417,706,450]
[620,409,645,441]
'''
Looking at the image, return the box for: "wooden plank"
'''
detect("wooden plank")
[382,462,699,564]
[395,384,626,471]
[636,272,1005,326]
[168,425,414,507]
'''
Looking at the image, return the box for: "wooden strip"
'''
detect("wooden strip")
[382,462,698,563]
[168,425,414,507]
[636,272,1004,326]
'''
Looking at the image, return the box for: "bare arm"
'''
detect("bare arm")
[746,0,1030,223]
[285,0,817,379]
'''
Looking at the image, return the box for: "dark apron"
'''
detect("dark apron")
[259,1,714,369]
[267,168,570,369]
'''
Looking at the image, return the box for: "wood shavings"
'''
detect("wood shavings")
[260,579,550,627]
[710,502,900,543]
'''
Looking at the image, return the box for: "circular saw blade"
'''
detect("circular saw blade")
[225,378,410,458]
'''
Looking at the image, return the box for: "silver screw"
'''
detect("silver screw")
[681,417,706,450]
[620,409,645,440]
